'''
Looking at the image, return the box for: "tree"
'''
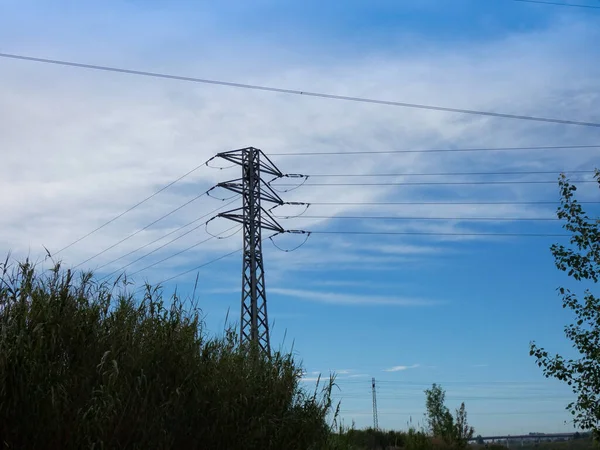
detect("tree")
[424,383,474,448]
[425,383,454,440]
[454,402,475,446]
[476,434,485,445]
[530,169,600,438]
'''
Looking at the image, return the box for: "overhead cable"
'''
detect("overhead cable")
[2,52,600,128]
[276,215,563,221]
[306,169,595,177]
[266,145,600,156]
[135,248,242,293]
[157,248,241,285]
[52,161,208,255]
[339,409,571,416]
[306,230,568,237]
[513,0,600,9]
[98,197,240,280]
[273,179,594,187]
[128,224,241,277]
[73,190,209,269]
[304,200,600,205]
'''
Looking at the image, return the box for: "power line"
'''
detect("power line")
[512,0,600,9]
[98,198,241,280]
[267,145,600,156]
[51,161,208,255]
[306,230,568,237]
[135,234,277,295]
[275,179,594,187]
[2,53,600,128]
[339,409,570,416]
[277,215,562,221]
[95,196,240,274]
[139,248,242,292]
[334,379,563,385]
[307,169,595,177]
[73,190,209,269]
[303,200,600,205]
[128,224,240,277]
[338,394,573,400]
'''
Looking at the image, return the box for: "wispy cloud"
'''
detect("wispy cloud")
[269,288,441,306]
[364,244,446,256]
[383,364,421,372]
[1,4,595,437]
[306,369,355,376]
[310,279,387,288]
[300,377,322,383]
[1,10,599,292]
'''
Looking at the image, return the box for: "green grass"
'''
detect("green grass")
[0,258,336,449]
[1,257,591,449]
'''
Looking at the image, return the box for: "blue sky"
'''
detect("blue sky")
[1,0,600,436]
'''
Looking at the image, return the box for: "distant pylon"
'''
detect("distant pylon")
[372,377,379,430]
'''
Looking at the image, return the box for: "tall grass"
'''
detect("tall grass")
[0,258,335,449]
[5,257,574,450]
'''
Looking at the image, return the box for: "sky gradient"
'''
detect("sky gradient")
[1,0,600,436]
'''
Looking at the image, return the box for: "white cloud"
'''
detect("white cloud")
[306,369,355,377]
[383,364,421,372]
[0,14,598,289]
[363,244,445,255]
[269,287,440,306]
[300,377,322,383]
[310,279,385,288]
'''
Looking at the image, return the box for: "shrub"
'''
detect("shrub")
[0,259,334,449]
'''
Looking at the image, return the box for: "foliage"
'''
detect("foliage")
[530,170,600,437]
[472,436,596,450]
[326,425,444,450]
[453,402,473,447]
[0,259,336,449]
[425,383,454,440]
[326,384,475,449]
[424,384,474,448]
[327,426,407,449]
[405,426,437,450]
[327,384,476,449]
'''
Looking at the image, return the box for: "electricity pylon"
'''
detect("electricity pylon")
[213,147,290,356]
[372,377,379,430]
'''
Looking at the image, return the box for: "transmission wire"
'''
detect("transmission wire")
[95,196,239,272]
[267,145,600,156]
[73,190,209,269]
[52,161,209,255]
[2,52,600,128]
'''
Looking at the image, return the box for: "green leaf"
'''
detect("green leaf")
[531,168,600,437]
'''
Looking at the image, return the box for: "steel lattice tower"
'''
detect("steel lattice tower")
[214,147,287,356]
[372,377,379,430]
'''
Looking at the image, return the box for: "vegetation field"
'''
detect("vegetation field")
[1,171,598,448]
